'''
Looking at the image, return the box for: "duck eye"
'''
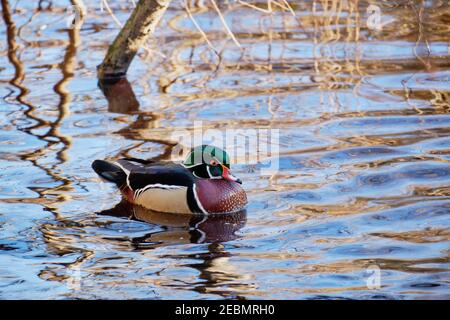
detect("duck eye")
[210,160,218,166]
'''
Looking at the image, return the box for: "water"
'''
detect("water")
[0,0,449,299]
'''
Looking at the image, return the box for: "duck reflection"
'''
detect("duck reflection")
[97,200,247,246]
[187,242,256,297]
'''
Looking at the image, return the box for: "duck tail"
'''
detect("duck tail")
[92,160,127,187]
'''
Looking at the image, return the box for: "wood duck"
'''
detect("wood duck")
[92,145,247,214]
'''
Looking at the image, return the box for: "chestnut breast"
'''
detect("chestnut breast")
[195,179,247,213]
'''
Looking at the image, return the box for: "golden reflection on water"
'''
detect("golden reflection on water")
[0,0,449,299]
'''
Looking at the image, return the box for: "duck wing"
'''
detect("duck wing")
[121,159,195,191]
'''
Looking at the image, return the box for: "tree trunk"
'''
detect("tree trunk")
[97,0,171,79]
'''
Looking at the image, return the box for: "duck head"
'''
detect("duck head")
[182,145,242,184]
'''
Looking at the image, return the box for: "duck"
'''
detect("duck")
[91,145,247,214]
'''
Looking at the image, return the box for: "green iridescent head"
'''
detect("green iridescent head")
[182,145,241,184]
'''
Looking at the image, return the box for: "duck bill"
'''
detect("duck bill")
[221,165,242,184]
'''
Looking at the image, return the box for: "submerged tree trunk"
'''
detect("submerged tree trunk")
[97,0,171,79]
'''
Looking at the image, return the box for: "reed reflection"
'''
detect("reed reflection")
[0,0,85,212]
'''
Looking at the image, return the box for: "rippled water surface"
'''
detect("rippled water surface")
[0,0,449,299]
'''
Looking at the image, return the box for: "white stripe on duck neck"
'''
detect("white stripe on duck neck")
[193,183,208,214]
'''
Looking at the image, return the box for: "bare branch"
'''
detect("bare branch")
[97,0,172,79]
[209,0,241,48]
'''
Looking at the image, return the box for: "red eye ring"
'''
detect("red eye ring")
[210,160,218,166]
